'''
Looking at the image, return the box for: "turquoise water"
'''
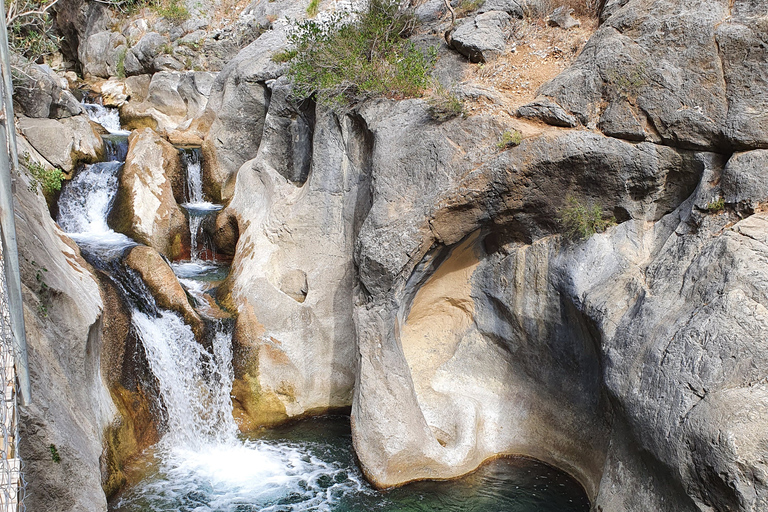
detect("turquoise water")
[110,416,590,512]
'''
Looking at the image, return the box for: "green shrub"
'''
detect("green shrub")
[284,0,436,107]
[7,0,61,61]
[426,83,464,121]
[497,129,522,149]
[116,47,127,79]
[560,196,615,240]
[23,154,63,197]
[271,49,297,63]
[49,444,60,463]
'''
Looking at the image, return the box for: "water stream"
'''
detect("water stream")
[59,98,590,512]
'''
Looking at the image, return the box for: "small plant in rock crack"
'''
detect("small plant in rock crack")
[559,196,615,240]
[23,154,63,198]
[49,444,61,463]
[497,129,523,149]
[606,63,647,101]
[426,82,464,121]
[706,196,725,213]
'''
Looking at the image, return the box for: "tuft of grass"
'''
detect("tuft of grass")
[285,0,437,107]
[49,444,61,463]
[706,197,725,213]
[455,0,484,18]
[426,83,464,121]
[306,0,320,17]
[152,0,190,21]
[271,49,297,63]
[497,129,522,149]
[23,154,63,197]
[560,196,615,240]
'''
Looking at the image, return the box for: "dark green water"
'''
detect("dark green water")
[111,415,590,512]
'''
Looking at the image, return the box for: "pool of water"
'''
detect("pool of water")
[110,416,590,512]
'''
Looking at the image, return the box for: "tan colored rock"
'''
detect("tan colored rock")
[109,128,188,259]
[123,245,203,336]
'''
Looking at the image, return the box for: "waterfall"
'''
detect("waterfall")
[57,162,135,258]
[133,313,237,448]
[81,101,131,136]
[178,147,222,261]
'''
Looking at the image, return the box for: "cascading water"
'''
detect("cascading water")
[60,94,590,512]
[179,147,222,261]
[81,100,131,136]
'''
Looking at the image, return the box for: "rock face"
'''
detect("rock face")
[223,97,367,429]
[109,128,189,259]
[11,58,83,119]
[13,141,114,512]
[519,0,768,150]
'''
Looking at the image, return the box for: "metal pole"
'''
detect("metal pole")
[0,0,30,407]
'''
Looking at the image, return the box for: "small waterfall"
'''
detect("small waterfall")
[81,100,131,136]
[57,162,135,258]
[179,147,222,261]
[104,135,130,162]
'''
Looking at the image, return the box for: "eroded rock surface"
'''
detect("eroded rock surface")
[109,128,189,258]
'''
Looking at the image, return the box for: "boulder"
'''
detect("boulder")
[477,0,523,17]
[81,30,129,79]
[18,115,104,172]
[120,71,217,139]
[123,245,203,335]
[51,0,110,65]
[11,57,83,119]
[546,6,580,29]
[109,128,189,259]
[721,150,768,215]
[202,25,288,201]
[223,100,371,430]
[129,32,170,75]
[449,11,511,63]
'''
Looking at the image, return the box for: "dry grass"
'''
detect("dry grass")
[526,0,600,18]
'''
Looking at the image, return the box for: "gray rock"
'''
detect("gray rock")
[17,115,103,172]
[81,30,128,78]
[517,98,577,127]
[11,57,82,119]
[477,0,523,17]
[152,55,185,72]
[202,26,286,200]
[450,11,511,63]
[12,137,112,512]
[129,32,170,74]
[721,150,768,215]
[546,6,580,29]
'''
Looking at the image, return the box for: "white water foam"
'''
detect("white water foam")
[82,102,131,136]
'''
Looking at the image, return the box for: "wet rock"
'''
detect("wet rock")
[123,245,203,335]
[449,11,511,63]
[224,103,371,429]
[109,128,189,259]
